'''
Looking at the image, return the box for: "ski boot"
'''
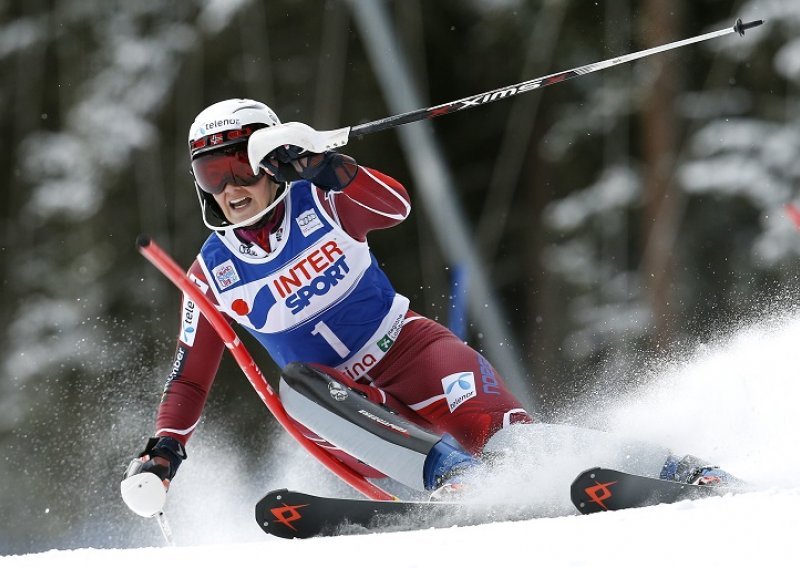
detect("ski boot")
[660,454,740,486]
[428,466,473,501]
[425,434,480,501]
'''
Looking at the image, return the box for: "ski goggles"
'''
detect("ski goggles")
[191,147,266,195]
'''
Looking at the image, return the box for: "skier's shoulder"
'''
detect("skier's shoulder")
[185,257,214,296]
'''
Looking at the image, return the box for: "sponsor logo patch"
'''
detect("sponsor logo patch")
[328,381,349,401]
[441,372,477,413]
[478,354,500,394]
[239,243,259,257]
[342,353,378,381]
[296,209,324,237]
[376,313,404,353]
[357,409,410,437]
[162,345,188,402]
[270,503,308,532]
[180,296,198,346]
[213,260,240,290]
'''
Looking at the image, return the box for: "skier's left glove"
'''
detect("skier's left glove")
[264,147,358,192]
[120,437,186,518]
[131,436,186,482]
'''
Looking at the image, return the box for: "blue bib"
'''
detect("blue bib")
[197,182,409,377]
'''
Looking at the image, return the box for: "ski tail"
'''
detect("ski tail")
[256,489,464,539]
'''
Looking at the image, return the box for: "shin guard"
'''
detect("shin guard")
[279,362,474,491]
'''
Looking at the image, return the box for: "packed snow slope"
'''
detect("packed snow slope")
[6,311,800,567]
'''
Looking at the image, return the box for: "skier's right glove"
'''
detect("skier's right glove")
[121,437,186,518]
[264,146,358,191]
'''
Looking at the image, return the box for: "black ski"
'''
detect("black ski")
[255,488,544,539]
[255,489,471,539]
[256,468,734,538]
[570,467,727,514]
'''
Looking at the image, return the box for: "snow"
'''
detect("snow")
[3,491,799,567]
[5,310,800,566]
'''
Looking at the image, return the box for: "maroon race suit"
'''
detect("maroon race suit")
[155,166,532,474]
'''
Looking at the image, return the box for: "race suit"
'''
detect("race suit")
[154,165,532,473]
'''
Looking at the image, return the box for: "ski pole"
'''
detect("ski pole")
[247,18,764,161]
[349,18,763,136]
[155,511,175,546]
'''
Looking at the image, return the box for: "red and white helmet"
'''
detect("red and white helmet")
[188,98,284,230]
[188,98,280,158]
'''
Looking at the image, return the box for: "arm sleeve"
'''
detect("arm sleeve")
[322,166,411,241]
[154,260,226,446]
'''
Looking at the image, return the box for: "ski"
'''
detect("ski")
[256,468,734,538]
[571,467,728,514]
[255,488,542,539]
[256,489,461,539]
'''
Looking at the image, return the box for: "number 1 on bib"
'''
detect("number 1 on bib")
[311,321,350,358]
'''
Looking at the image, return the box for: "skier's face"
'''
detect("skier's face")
[212,174,280,225]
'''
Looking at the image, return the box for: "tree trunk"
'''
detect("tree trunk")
[639,0,684,344]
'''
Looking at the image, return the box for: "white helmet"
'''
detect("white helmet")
[188,98,280,157]
[188,98,287,230]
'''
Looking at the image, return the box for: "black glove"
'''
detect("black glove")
[263,146,358,191]
[124,436,186,483]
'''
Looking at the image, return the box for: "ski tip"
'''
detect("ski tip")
[136,234,151,249]
[734,18,764,36]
